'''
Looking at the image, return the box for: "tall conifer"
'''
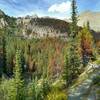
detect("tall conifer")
[64,0,81,87]
[14,49,24,100]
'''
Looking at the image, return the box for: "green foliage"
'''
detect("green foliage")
[63,0,81,87]
[0,49,25,100]
[42,78,51,97]
[27,77,43,100]
[45,78,67,100]
[3,36,66,78]
[0,2,97,99]
[4,15,17,28]
[27,77,51,100]
[2,35,7,73]
[93,75,100,86]
[95,59,100,65]
[0,77,25,100]
[46,91,67,100]
[78,24,94,66]
[52,79,65,91]
[0,78,16,100]
[70,0,78,37]
[63,42,81,86]
[13,49,25,100]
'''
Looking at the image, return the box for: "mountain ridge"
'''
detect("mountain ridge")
[0,9,100,41]
[78,11,100,32]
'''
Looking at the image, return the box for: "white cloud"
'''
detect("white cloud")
[48,1,71,13]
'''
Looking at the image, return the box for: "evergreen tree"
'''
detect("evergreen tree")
[63,39,81,86]
[1,49,25,100]
[70,0,78,38]
[14,49,25,100]
[63,0,81,87]
[9,50,25,100]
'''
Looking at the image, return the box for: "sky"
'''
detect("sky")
[0,0,100,19]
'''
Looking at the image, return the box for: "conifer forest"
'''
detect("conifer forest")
[0,0,100,100]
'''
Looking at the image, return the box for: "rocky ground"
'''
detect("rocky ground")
[68,63,100,100]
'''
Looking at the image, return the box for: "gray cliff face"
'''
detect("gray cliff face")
[16,17,69,38]
[0,10,8,28]
[0,18,8,28]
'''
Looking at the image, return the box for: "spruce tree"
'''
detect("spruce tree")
[70,0,78,38]
[3,49,25,100]
[63,0,81,87]
[14,49,24,100]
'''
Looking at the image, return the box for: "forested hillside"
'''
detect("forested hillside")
[16,17,70,38]
[0,0,100,100]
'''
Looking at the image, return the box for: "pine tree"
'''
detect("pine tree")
[63,0,81,87]
[70,0,78,38]
[63,40,81,86]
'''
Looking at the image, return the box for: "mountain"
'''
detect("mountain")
[0,9,5,16]
[0,9,100,41]
[0,10,8,28]
[78,11,100,32]
[0,10,69,38]
[16,16,69,38]
[0,9,16,31]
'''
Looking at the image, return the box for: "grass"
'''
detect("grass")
[45,79,67,100]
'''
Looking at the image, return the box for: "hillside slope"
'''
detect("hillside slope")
[0,9,100,41]
[16,17,69,38]
[0,10,16,29]
[78,11,100,32]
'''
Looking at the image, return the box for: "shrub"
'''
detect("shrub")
[93,75,100,86]
[46,91,67,100]
[96,59,100,65]
[52,79,66,91]
[42,79,51,96]
[45,79,67,100]
[27,77,43,100]
[0,78,16,100]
